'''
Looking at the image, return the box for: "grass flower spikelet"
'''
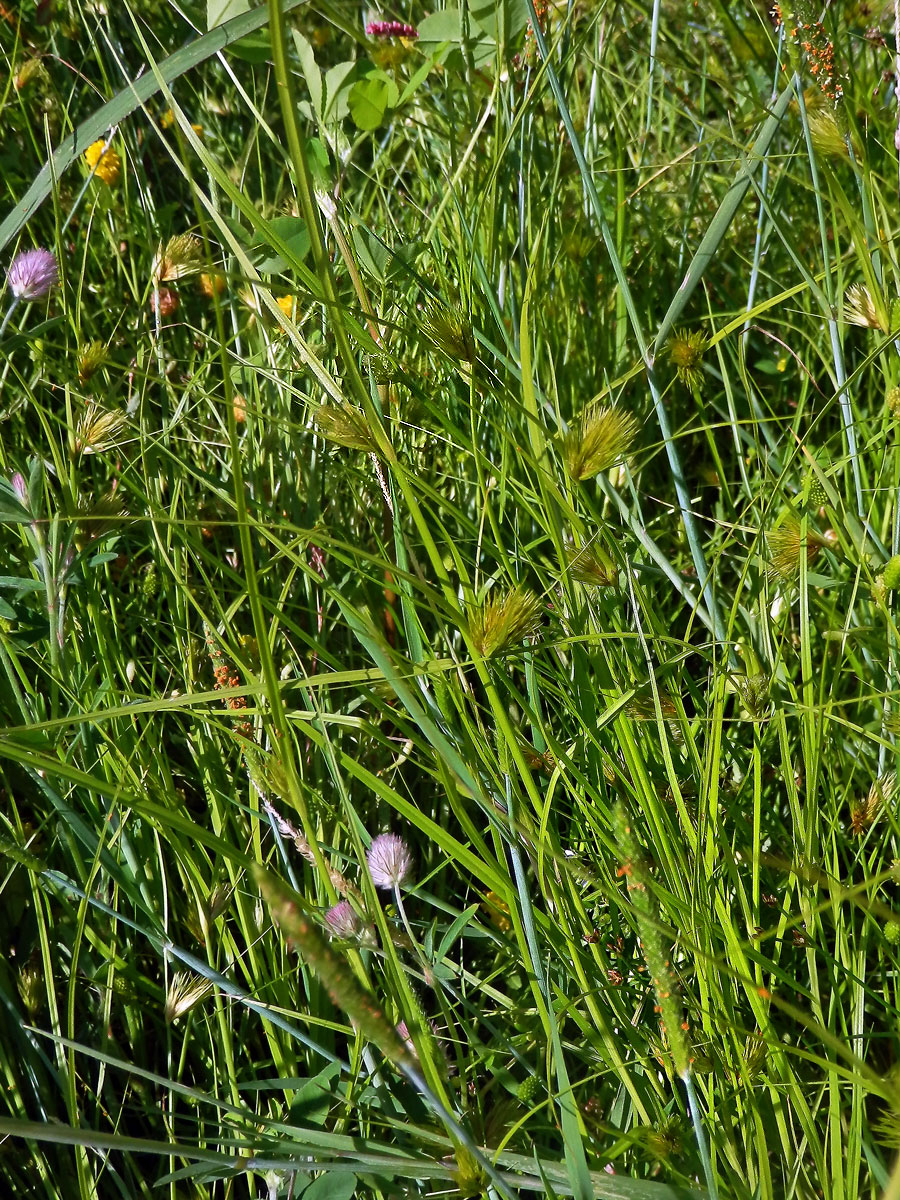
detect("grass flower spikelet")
[467,586,542,658]
[564,404,638,482]
[254,864,415,1067]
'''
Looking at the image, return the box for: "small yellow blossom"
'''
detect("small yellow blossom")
[276,295,295,318]
[160,109,176,129]
[84,140,122,186]
[199,271,226,298]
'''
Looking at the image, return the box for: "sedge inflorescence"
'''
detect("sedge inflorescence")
[772,4,844,107]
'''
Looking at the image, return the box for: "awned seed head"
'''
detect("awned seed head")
[467,586,543,658]
[564,404,638,482]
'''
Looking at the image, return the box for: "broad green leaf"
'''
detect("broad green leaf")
[292,29,323,120]
[323,60,359,123]
[208,0,249,28]
[416,8,462,45]
[348,76,393,132]
[304,1173,357,1200]
[249,215,310,274]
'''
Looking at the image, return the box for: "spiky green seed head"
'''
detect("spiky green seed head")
[467,587,542,658]
[313,403,377,452]
[885,919,900,946]
[667,328,708,392]
[564,404,638,482]
[422,304,476,362]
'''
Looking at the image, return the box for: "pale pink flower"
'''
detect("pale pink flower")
[367,832,413,889]
[324,900,361,938]
[7,248,58,300]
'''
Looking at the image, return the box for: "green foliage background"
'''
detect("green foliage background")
[1,0,900,1196]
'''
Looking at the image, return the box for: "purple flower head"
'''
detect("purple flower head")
[367,832,414,890]
[6,248,58,301]
[324,899,361,939]
[10,472,28,506]
[366,20,418,38]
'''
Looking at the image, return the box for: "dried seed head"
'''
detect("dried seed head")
[843,283,889,332]
[76,492,127,545]
[6,248,58,300]
[83,140,122,186]
[850,771,896,836]
[77,341,108,384]
[566,541,618,587]
[422,304,476,362]
[152,234,203,284]
[667,328,708,393]
[150,287,179,317]
[15,58,48,91]
[313,403,377,452]
[367,832,414,890]
[766,514,826,580]
[74,404,128,454]
[564,404,638,482]
[468,586,543,658]
[165,971,213,1023]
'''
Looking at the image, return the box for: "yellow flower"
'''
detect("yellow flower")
[276,295,294,318]
[160,109,176,129]
[84,140,122,186]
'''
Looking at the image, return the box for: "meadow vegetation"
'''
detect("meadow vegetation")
[1,0,900,1196]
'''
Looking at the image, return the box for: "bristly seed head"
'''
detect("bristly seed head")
[667,328,708,393]
[422,303,476,362]
[766,513,827,580]
[74,404,128,454]
[367,832,414,890]
[564,404,638,482]
[843,283,890,333]
[467,586,543,658]
[850,771,896,836]
[152,234,204,284]
[313,403,378,452]
[566,541,619,587]
[77,341,108,384]
[165,971,213,1023]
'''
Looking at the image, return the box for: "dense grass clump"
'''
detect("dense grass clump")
[3,0,900,1196]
